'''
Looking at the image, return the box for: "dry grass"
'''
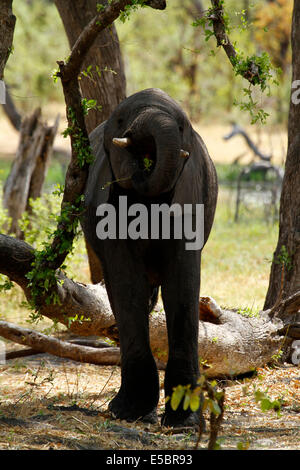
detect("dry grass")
[0,355,299,450]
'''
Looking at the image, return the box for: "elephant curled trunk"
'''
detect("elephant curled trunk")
[118,109,184,197]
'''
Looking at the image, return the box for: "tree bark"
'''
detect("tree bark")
[3,109,59,237]
[264,1,300,309]
[0,0,16,80]
[0,233,299,377]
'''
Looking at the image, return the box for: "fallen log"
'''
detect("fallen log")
[5,347,40,360]
[0,233,299,377]
[0,321,120,365]
[3,338,115,360]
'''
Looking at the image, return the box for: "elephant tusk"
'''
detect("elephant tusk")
[112,137,132,148]
[180,149,190,158]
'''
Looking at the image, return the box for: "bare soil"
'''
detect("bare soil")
[0,350,299,451]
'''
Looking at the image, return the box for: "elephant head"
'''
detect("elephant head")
[84,88,217,243]
[85,89,198,203]
[105,89,192,197]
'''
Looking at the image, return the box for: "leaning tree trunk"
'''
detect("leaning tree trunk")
[264,1,300,309]
[3,108,59,237]
[54,0,127,283]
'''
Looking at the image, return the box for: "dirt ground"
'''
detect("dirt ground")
[0,350,299,451]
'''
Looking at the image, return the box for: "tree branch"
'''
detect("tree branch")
[2,86,22,130]
[59,1,135,82]
[209,0,261,85]
[0,320,120,366]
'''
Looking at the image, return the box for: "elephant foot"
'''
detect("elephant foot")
[161,408,206,430]
[108,391,158,424]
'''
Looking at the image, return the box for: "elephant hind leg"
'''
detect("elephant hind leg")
[149,286,159,313]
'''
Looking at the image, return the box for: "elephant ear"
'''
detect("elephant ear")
[84,121,113,208]
[171,131,218,243]
[171,132,206,211]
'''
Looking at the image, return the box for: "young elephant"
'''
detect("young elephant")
[81,88,218,427]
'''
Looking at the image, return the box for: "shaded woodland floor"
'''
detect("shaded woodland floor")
[0,351,299,450]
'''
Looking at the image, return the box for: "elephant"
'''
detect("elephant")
[81,88,218,427]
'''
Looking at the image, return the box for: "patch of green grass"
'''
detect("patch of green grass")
[0,157,66,189]
[201,188,278,311]
[0,158,13,181]
[215,163,243,184]
[45,161,66,189]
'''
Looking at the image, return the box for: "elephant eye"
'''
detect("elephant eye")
[117,118,123,126]
[179,125,184,133]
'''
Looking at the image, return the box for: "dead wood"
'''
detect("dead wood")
[3,109,59,237]
[0,320,120,366]
[5,347,41,360]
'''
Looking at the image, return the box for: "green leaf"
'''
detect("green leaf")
[190,394,200,412]
[209,399,221,416]
[260,398,273,412]
[170,385,185,411]
[183,392,191,411]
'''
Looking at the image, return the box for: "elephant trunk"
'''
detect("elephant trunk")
[125,109,182,197]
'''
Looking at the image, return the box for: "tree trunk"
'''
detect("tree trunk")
[54,0,126,133]
[3,109,59,237]
[54,0,127,283]
[0,0,16,81]
[264,1,300,309]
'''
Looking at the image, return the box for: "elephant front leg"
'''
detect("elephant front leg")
[103,254,160,423]
[161,247,202,428]
[109,351,159,424]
